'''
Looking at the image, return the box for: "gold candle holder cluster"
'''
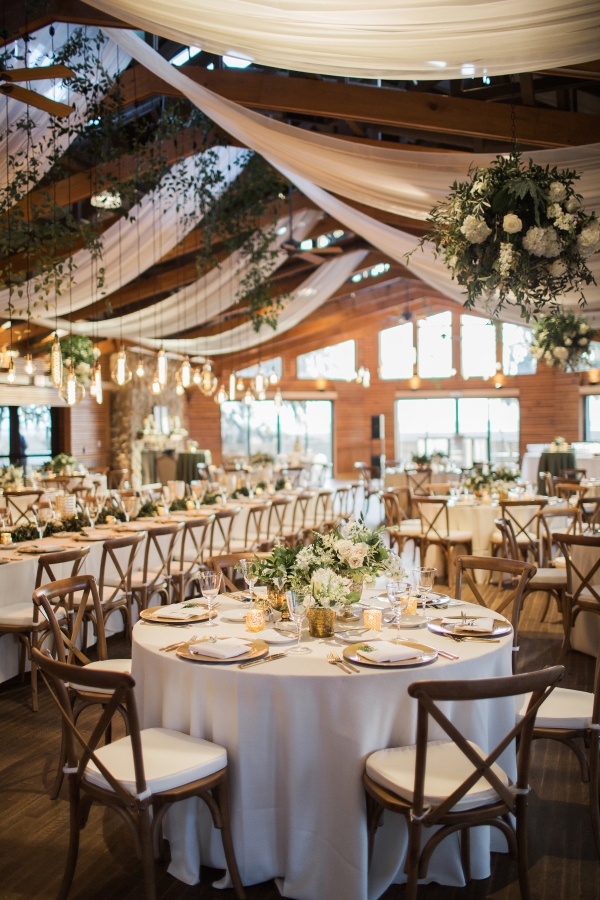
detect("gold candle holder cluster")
[246,609,265,632]
[363,608,382,631]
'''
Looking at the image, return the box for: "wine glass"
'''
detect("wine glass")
[160,486,171,517]
[121,495,137,522]
[413,566,436,608]
[387,581,410,642]
[33,506,55,542]
[86,495,102,530]
[239,558,257,608]
[285,591,312,654]
[199,570,221,629]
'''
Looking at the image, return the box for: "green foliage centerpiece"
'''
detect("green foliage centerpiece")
[530,310,595,371]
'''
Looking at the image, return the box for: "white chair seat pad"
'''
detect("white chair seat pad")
[576,586,600,605]
[423,530,472,542]
[553,556,567,569]
[491,530,537,545]
[529,569,567,586]
[87,586,125,606]
[516,687,595,730]
[399,520,422,534]
[107,572,167,589]
[0,602,65,628]
[84,726,227,795]
[366,739,509,812]
[70,658,132,694]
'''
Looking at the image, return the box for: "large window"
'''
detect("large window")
[0,407,9,466]
[417,311,453,379]
[395,396,519,465]
[461,315,496,379]
[221,400,333,462]
[236,357,282,380]
[296,340,356,381]
[378,322,415,379]
[502,324,537,375]
[585,396,600,440]
[0,405,53,467]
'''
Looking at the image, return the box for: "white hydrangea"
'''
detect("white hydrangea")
[577,220,600,258]
[549,182,567,203]
[503,213,522,233]
[553,346,569,361]
[579,322,591,334]
[555,213,576,232]
[460,215,492,244]
[547,203,563,219]
[549,259,567,277]
[499,242,514,278]
[565,197,580,213]
[309,568,349,608]
[522,226,561,258]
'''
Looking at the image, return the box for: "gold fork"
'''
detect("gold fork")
[160,632,199,652]
[330,652,360,673]
[326,652,354,674]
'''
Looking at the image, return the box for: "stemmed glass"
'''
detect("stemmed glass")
[387,581,410,642]
[413,567,436,608]
[199,570,221,629]
[285,591,312,654]
[86,495,102,530]
[121,495,137,522]
[239,558,257,608]
[160,486,171,517]
[33,506,55,542]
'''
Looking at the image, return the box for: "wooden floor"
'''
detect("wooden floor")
[1,587,598,900]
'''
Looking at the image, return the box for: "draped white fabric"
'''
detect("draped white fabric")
[72,209,321,339]
[0,147,247,319]
[44,249,368,353]
[1,26,130,190]
[91,1,600,80]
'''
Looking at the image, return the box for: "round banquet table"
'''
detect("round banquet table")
[131,593,516,900]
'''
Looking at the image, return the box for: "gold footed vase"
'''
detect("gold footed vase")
[307,607,336,637]
[267,585,291,621]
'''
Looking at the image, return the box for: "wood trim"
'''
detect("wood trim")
[394,388,520,398]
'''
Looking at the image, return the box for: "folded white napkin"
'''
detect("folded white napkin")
[259,628,296,644]
[357,640,422,663]
[153,603,206,620]
[443,616,495,633]
[189,637,250,659]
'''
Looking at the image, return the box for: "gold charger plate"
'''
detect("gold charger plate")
[176,638,269,664]
[139,607,217,624]
[427,616,512,638]
[342,640,438,668]
[17,544,70,554]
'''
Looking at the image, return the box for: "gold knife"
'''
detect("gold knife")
[238,653,287,669]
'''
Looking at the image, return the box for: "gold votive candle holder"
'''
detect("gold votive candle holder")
[363,608,382,631]
[405,596,418,616]
[246,608,265,632]
[0,531,12,544]
[105,515,117,525]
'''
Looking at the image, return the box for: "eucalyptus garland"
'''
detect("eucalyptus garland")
[530,310,595,372]
[410,150,599,319]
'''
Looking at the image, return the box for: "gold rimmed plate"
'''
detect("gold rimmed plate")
[176,638,269,664]
[139,606,217,625]
[342,640,438,668]
[17,543,70,554]
[427,616,512,638]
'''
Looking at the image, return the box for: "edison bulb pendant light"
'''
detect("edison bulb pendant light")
[24,353,36,376]
[94,365,103,404]
[243,388,254,406]
[254,365,265,394]
[50,334,63,387]
[215,384,227,404]
[175,371,185,396]
[59,364,85,406]
[192,367,201,385]
[236,376,244,393]
[179,356,192,389]
[269,370,279,385]
[157,346,167,386]
[111,346,132,386]
[150,369,163,395]
[136,357,145,378]
[274,386,283,408]
[6,359,15,384]
[229,372,236,400]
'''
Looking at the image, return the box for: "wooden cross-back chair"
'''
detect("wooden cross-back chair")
[117,522,183,613]
[346,482,360,517]
[32,648,246,900]
[413,497,473,589]
[282,492,313,546]
[555,481,588,502]
[206,552,269,593]
[578,496,600,530]
[390,485,412,518]
[108,468,129,491]
[32,575,133,799]
[88,533,146,642]
[171,516,215,603]
[363,666,564,900]
[264,497,291,545]
[353,462,380,514]
[237,501,273,552]
[553,532,600,662]
[380,492,421,556]
[454,555,536,672]
[4,489,44,525]
[0,546,90,712]
[491,500,547,563]
[311,489,333,531]
[516,640,600,861]
[424,483,455,496]
[208,507,241,556]
[539,471,555,497]
[494,518,567,625]
[406,467,432,497]
[560,468,586,481]
[537,507,582,566]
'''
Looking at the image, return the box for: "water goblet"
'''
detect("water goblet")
[34,506,55,542]
[387,581,410,642]
[199,570,221,629]
[239,558,258,608]
[121,495,137,522]
[285,591,312,654]
[413,566,436,608]
[86,496,102,530]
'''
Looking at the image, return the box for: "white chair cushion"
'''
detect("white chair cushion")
[553,555,567,569]
[107,572,167,589]
[529,568,567,586]
[84,726,227,795]
[87,586,125,606]
[366,739,509,812]
[577,586,600,605]
[515,687,595,730]
[69,658,132,694]
[491,530,537,545]
[0,602,65,629]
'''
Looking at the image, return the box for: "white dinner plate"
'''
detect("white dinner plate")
[220,610,250,623]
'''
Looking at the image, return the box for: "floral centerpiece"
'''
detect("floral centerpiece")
[0,465,23,489]
[464,464,494,495]
[530,310,594,372]
[492,463,520,498]
[550,436,570,452]
[409,149,599,319]
[40,453,79,476]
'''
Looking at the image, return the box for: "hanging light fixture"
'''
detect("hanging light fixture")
[157,346,168,386]
[135,357,145,378]
[175,371,185,396]
[6,359,15,384]
[198,362,218,396]
[111,345,132,386]
[91,362,103,404]
[269,370,279,385]
[254,364,266,394]
[50,333,63,387]
[355,366,371,388]
[236,376,245,393]
[179,356,192,389]
[274,386,283,409]
[59,364,85,406]
[229,372,237,400]
[192,367,201,385]
[243,388,254,406]
[24,353,35,376]
[150,369,163,394]
[215,383,227,404]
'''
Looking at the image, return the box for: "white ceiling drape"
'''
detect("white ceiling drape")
[1,26,130,190]
[0,146,247,319]
[90,1,600,80]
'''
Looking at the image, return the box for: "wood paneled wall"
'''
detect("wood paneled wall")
[184,303,585,477]
[68,391,111,469]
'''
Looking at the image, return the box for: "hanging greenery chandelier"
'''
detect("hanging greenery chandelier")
[411,149,599,319]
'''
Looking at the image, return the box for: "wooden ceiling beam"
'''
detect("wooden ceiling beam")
[0,0,129,45]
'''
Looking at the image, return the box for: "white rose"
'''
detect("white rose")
[565,197,580,213]
[334,539,353,559]
[579,322,590,333]
[547,203,562,219]
[503,214,522,233]
[577,221,600,257]
[553,346,569,361]
[579,337,589,346]
[564,338,573,346]
[549,259,567,277]
[549,182,567,203]
[460,215,492,244]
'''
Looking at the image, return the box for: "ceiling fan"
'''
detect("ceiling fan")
[0,64,76,118]
[280,187,343,266]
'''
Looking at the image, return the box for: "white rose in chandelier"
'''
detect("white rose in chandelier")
[549,259,567,277]
[565,197,580,213]
[460,215,492,244]
[549,182,567,203]
[503,214,522,233]
[579,322,591,334]
[546,203,563,220]
[552,346,570,362]
[577,221,600,257]
[555,213,577,232]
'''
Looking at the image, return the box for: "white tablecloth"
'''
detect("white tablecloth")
[131,594,515,900]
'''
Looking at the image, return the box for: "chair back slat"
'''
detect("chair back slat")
[207,551,269,593]
[209,507,241,555]
[414,497,449,540]
[536,508,582,565]
[243,502,272,550]
[142,522,184,587]
[578,496,600,529]
[266,498,291,541]
[553,532,600,608]
[381,492,406,528]
[406,468,432,496]
[98,532,145,604]
[32,574,107,665]
[179,516,214,574]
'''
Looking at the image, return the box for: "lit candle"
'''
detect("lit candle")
[363,609,382,631]
[246,609,265,632]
